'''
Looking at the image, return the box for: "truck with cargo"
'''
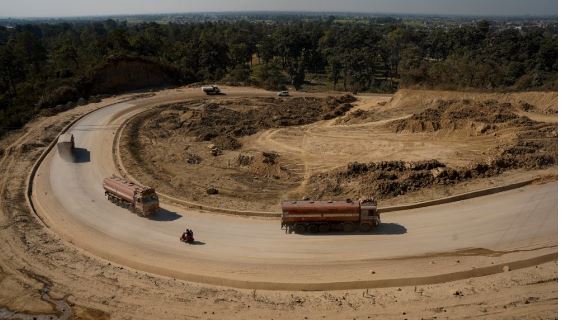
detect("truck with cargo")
[281,199,380,233]
[202,85,221,95]
[103,176,159,217]
[57,133,75,160]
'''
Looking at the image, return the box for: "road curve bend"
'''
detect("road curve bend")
[31,87,558,290]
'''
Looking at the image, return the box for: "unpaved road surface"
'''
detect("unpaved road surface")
[31,87,557,289]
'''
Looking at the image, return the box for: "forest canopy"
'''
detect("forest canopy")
[0,16,557,137]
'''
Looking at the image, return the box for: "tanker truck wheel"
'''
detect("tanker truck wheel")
[360,223,372,232]
[307,224,319,233]
[318,224,330,233]
[343,223,355,233]
[294,224,306,234]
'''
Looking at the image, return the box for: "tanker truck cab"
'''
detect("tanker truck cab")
[135,188,159,215]
[359,199,380,229]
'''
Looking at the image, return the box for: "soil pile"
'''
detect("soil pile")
[305,123,556,200]
[338,90,557,125]
[146,95,354,150]
[390,99,536,135]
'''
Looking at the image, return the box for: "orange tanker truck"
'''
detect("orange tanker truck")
[103,176,159,217]
[281,199,380,233]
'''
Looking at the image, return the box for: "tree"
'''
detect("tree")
[325,54,343,90]
[227,64,251,84]
[0,45,22,96]
[12,31,47,75]
[398,44,425,86]
[256,62,286,90]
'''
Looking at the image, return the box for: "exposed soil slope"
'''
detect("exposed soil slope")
[307,99,557,200]
[338,89,557,125]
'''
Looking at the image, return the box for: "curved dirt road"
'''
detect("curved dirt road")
[31,87,557,289]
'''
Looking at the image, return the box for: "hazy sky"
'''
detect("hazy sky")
[0,0,558,18]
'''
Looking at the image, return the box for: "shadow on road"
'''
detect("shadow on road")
[373,222,407,235]
[150,208,182,221]
[73,147,91,163]
[298,223,407,236]
[189,240,206,245]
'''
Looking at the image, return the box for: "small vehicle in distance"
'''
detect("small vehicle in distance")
[202,85,221,95]
[277,91,290,97]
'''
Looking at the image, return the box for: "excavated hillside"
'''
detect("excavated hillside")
[305,99,557,200]
[337,89,557,125]
[390,99,541,135]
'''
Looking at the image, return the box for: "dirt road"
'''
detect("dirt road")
[31,87,557,289]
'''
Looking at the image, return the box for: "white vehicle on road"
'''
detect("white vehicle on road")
[202,85,221,95]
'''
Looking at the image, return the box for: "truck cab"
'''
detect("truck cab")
[134,189,159,215]
[360,199,380,227]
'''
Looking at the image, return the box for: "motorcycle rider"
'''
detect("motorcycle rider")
[180,228,194,242]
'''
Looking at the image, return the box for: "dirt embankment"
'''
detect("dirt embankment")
[338,89,557,125]
[122,95,355,211]
[389,99,551,135]
[306,98,557,200]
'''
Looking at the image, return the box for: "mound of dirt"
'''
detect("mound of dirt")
[308,98,557,200]
[338,89,557,126]
[310,95,558,201]
[305,120,557,200]
[146,96,354,148]
[389,89,558,115]
[389,99,537,135]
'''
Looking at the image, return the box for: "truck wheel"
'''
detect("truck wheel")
[343,223,355,233]
[360,223,372,232]
[307,224,319,233]
[319,224,330,233]
[294,224,306,234]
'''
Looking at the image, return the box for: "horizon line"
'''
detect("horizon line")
[0,10,558,20]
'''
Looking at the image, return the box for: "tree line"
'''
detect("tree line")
[0,17,557,137]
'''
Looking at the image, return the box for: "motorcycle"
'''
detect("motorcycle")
[180,229,194,243]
